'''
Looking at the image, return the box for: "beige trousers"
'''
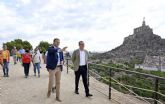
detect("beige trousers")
[48,67,61,98]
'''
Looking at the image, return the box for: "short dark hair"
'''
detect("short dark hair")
[53,38,60,42]
[25,49,29,53]
[79,41,84,45]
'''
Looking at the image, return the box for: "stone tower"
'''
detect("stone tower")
[133,18,153,35]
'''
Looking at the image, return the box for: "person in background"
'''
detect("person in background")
[44,51,48,64]
[16,51,21,62]
[46,38,67,102]
[0,50,3,67]
[11,46,17,65]
[22,50,31,78]
[0,50,2,80]
[32,47,41,77]
[72,41,93,97]
[42,51,46,64]
[0,50,3,70]
[30,48,34,55]
[39,48,42,68]
[35,47,42,68]
[19,47,25,55]
[2,45,10,77]
[19,47,25,62]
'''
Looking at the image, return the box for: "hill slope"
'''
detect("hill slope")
[95,20,165,63]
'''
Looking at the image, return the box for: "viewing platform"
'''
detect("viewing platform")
[0,61,148,104]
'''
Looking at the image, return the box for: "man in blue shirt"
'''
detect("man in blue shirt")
[19,47,25,55]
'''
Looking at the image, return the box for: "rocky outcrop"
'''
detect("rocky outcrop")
[95,20,165,63]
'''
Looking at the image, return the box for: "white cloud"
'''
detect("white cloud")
[18,0,32,5]
[0,0,165,51]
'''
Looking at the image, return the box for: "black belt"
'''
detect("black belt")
[79,65,87,67]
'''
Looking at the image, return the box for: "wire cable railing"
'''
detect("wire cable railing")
[89,69,151,104]
[89,68,164,104]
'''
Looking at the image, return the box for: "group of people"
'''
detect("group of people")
[0,38,93,102]
[21,47,41,78]
[46,38,93,102]
[0,45,42,78]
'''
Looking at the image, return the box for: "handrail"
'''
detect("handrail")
[90,68,164,104]
[89,63,165,80]
[89,63,165,104]
[89,69,151,103]
[90,68,165,97]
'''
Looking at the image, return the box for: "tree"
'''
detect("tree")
[4,39,33,52]
[22,41,32,50]
[38,41,50,53]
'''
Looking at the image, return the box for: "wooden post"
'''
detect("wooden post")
[154,78,159,104]
[109,68,112,100]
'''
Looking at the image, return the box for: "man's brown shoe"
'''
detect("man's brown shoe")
[56,97,62,102]
[47,91,51,98]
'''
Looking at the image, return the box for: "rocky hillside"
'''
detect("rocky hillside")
[94,20,165,63]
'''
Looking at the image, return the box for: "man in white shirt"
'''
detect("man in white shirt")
[72,41,93,97]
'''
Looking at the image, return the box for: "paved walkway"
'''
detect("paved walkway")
[0,60,150,104]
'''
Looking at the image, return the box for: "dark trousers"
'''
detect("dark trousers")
[3,60,9,75]
[75,65,89,94]
[23,63,30,76]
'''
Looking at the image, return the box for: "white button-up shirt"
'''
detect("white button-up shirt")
[54,46,61,65]
[57,51,61,65]
[79,50,86,66]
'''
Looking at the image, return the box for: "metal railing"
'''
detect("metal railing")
[65,58,165,104]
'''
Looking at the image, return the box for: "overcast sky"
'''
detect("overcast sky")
[0,0,165,52]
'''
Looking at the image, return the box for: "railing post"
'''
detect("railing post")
[88,64,90,87]
[66,59,69,74]
[154,78,159,104]
[109,68,112,100]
